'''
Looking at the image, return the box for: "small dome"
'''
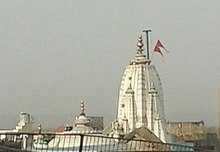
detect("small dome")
[71,125,94,133]
[77,113,90,120]
[72,101,94,133]
[74,102,91,126]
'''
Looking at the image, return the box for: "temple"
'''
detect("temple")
[104,33,171,143]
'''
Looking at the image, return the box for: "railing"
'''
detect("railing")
[0,132,208,151]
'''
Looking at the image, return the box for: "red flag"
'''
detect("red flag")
[153,40,168,56]
[157,40,164,48]
[153,45,163,56]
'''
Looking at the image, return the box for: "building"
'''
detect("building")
[166,121,205,141]
[104,33,171,143]
[13,112,33,133]
[89,116,104,131]
[71,101,95,133]
[0,112,33,140]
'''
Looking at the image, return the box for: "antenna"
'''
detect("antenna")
[142,29,152,60]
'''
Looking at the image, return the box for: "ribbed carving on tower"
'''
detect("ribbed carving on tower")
[116,35,170,143]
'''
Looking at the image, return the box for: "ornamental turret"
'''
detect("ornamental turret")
[121,77,135,133]
[147,83,157,132]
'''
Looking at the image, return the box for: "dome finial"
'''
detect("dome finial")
[136,35,144,54]
[80,101,85,114]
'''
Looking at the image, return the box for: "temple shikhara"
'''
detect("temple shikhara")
[104,32,171,143]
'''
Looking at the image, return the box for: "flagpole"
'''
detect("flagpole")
[142,29,152,61]
[218,88,220,138]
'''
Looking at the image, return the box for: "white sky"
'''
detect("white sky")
[0,0,220,129]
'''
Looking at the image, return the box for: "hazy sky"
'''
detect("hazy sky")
[0,1,220,129]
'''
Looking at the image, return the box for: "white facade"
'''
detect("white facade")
[116,35,169,142]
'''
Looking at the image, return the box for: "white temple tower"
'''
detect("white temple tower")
[116,34,169,142]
